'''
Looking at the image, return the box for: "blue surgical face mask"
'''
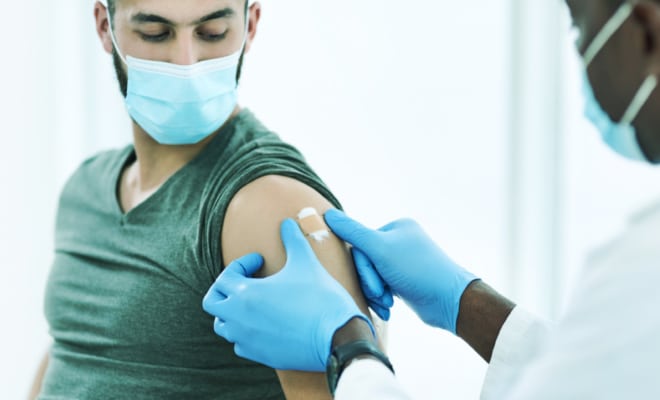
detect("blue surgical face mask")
[581,2,657,162]
[105,5,248,145]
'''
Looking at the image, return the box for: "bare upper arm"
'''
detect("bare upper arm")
[222,175,372,399]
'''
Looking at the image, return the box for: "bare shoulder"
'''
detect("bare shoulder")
[222,175,339,274]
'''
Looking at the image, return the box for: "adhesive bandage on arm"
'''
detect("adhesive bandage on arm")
[297,207,331,243]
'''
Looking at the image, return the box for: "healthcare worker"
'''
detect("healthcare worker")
[203,0,660,398]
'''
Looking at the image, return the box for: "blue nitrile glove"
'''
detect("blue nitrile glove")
[351,247,394,321]
[325,209,480,334]
[202,218,374,372]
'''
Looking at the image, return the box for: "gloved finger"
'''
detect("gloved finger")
[280,218,319,267]
[367,293,393,315]
[352,247,386,300]
[367,297,389,314]
[381,286,394,307]
[202,284,227,315]
[368,289,394,311]
[369,302,391,321]
[324,209,380,254]
[209,253,265,298]
[213,318,236,344]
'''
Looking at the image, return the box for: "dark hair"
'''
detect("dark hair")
[106,0,248,19]
[107,0,116,22]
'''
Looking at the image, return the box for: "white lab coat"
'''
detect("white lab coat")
[336,202,660,399]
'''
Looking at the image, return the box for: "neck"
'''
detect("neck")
[128,106,241,191]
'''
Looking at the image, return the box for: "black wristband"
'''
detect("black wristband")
[326,340,394,396]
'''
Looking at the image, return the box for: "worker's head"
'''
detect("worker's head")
[92,0,261,145]
[566,0,660,163]
[93,0,260,97]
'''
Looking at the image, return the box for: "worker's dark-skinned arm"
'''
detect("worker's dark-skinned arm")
[456,280,516,362]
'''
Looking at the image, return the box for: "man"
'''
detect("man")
[203,0,660,398]
[30,0,375,399]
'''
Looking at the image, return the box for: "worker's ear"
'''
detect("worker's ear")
[632,1,660,75]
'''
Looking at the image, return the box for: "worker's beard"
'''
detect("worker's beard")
[111,49,246,99]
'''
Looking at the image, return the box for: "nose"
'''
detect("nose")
[170,35,199,65]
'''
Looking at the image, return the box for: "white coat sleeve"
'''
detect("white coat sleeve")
[480,306,550,400]
[334,359,413,400]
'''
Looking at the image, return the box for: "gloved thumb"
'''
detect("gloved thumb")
[280,218,317,267]
[224,253,265,278]
[324,209,379,252]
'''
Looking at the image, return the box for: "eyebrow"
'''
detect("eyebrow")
[131,8,236,26]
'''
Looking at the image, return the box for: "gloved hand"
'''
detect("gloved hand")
[325,209,479,334]
[202,218,374,372]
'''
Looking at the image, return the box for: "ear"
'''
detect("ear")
[243,2,262,54]
[94,1,113,55]
[633,1,660,74]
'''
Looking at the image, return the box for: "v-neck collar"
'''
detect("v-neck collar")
[110,109,250,224]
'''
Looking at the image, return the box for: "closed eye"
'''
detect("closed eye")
[197,30,228,42]
[139,31,171,43]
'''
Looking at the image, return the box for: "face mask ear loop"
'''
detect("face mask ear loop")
[103,3,127,65]
[583,2,633,67]
[233,5,251,89]
[620,75,658,125]
[240,5,251,51]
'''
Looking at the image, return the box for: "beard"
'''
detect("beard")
[111,49,246,99]
[112,50,128,98]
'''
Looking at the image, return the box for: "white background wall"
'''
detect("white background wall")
[3,1,660,399]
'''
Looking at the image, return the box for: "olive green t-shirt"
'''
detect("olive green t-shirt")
[40,109,341,399]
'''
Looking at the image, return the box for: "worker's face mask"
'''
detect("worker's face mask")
[580,2,657,162]
[105,5,248,145]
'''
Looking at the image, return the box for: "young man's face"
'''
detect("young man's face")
[96,0,257,96]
